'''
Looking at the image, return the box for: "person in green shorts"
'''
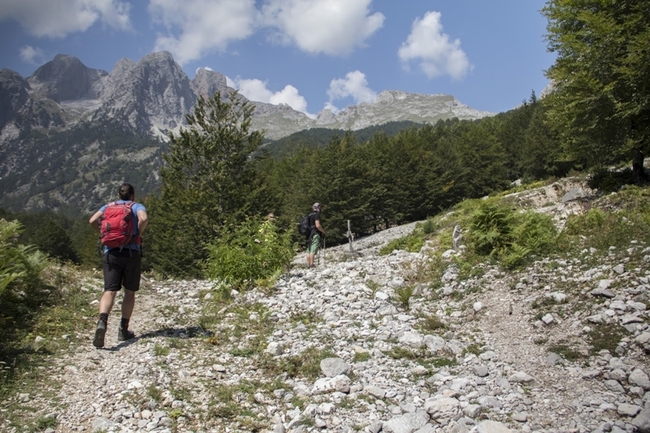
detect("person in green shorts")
[306,203,326,268]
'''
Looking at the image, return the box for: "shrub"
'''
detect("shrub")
[421,218,437,234]
[0,219,46,299]
[563,197,650,251]
[512,212,557,254]
[379,233,424,255]
[204,218,294,290]
[467,201,515,257]
[395,285,414,309]
[588,167,636,193]
[464,201,558,269]
[502,212,558,268]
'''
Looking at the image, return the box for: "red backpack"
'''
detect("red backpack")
[100,202,140,249]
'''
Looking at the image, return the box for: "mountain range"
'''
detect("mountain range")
[0,51,494,216]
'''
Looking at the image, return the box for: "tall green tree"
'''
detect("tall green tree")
[312,132,374,242]
[542,0,650,167]
[520,104,565,180]
[147,91,265,277]
[451,120,509,198]
[29,217,78,263]
[495,92,539,180]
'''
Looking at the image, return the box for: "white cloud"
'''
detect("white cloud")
[261,0,384,56]
[326,70,376,113]
[230,77,314,118]
[195,66,214,77]
[19,45,45,65]
[0,0,131,38]
[149,0,259,65]
[398,11,472,81]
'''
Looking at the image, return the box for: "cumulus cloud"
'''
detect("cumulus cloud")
[197,66,213,73]
[230,77,314,118]
[0,0,131,38]
[19,46,45,65]
[398,11,472,80]
[261,0,384,56]
[326,70,376,113]
[149,0,260,65]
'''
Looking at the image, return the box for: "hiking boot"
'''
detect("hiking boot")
[93,320,106,348]
[117,326,135,342]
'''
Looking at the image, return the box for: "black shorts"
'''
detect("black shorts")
[103,249,142,292]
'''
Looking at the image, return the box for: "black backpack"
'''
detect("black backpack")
[298,213,314,236]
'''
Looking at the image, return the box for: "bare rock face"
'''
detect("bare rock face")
[327,90,494,131]
[190,68,229,99]
[94,51,196,137]
[0,69,30,130]
[258,90,495,140]
[1,51,496,142]
[27,54,108,102]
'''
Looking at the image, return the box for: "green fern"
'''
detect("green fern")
[0,219,46,297]
[467,202,515,256]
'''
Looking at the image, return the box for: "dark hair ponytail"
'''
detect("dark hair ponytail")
[118,183,135,200]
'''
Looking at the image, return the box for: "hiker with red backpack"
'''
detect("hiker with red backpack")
[89,183,148,348]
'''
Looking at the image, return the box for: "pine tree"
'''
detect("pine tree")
[148,91,264,277]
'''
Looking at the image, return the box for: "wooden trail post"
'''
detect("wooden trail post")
[347,220,354,253]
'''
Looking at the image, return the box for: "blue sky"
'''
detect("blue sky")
[0,0,554,118]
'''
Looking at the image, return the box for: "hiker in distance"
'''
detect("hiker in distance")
[89,183,148,348]
[306,203,326,268]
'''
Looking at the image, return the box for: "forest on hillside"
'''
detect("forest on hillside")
[1,0,648,280]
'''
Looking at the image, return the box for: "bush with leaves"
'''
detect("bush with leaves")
[204,218,294,291]
[465,201,558,268]
[563,188,650,252]
[0,219,46,298]
[467,201,515,257]
[379,233,424,255]
[587,167,637,193]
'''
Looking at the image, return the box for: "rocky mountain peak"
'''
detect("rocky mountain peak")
[304,90,493,133]
[0,69,30,130]
[190,67,229,99]
[94,51,195,137]
[27,54,108,102]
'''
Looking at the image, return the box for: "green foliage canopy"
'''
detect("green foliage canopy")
[204,217,294,290]
[542,0,650,166]
[0,219,46,299]
[147,91,265,277]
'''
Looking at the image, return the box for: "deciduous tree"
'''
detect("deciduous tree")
[542,0,650,167]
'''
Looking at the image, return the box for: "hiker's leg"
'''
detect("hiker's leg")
[121,289,136,320]
[98,290,118,315]
[118,289,136,341]
[306,234,320,268]
[100,251,123,315]
[120,253,140,326]
[94,290,117,347]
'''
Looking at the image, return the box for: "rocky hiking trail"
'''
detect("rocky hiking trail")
[7,178,650,433]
